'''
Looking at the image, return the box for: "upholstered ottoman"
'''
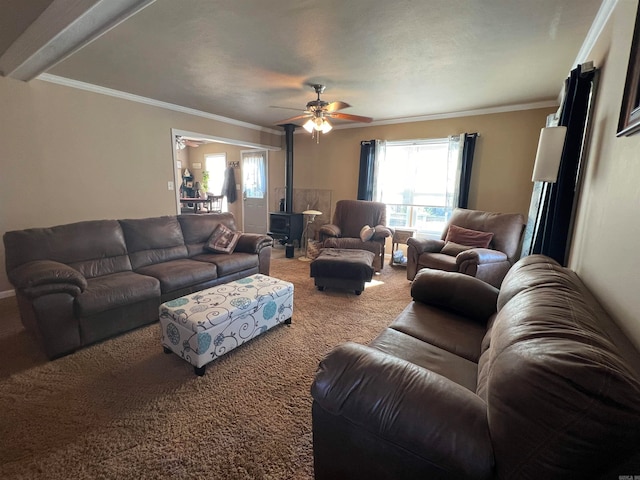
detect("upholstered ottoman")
[310,248,375,295]
[159,274,293,375]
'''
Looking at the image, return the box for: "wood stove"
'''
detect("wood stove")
[268,212,303,246]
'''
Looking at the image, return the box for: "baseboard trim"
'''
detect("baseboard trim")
[0,289,16,299]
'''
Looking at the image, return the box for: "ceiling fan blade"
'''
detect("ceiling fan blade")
[325,101,350,112]
[274,114,311,125]
[328,112,373,123]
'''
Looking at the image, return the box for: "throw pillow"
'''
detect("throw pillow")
[445,224,493,249]
[359,225,375,242]
[205,223,241,254]
[441,241,474,256]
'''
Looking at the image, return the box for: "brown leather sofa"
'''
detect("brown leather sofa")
[311,255,640,479]
[406,208,525,287]
[4,213,272,359]
[319,199,392,272]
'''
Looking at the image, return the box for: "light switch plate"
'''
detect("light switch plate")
[168,181,174,191]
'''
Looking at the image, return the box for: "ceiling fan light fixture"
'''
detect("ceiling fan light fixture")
[319,118,332,133]
[303,118,315,133]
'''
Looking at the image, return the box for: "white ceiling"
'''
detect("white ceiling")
[0,0,604,130]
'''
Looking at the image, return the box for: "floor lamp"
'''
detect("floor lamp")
[299,209,322,262]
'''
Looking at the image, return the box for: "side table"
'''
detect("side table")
[390,227,416,266]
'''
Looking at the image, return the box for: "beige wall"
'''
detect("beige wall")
[568,0,640,348]
[285,108,555,220]
[0,76,281,293]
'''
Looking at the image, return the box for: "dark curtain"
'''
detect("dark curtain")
[457,133,478,208]
[222,167,237,203]
[357,140,376,201]
[532,64,596,264]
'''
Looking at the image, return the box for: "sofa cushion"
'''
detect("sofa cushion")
[440,241,472,256]
[389,302,486,363]
[205,223,241,253]
[120,216,188,270]
[135,258,217,294]
[417,252,457,272]
[76,271,160,317]
[371,328,478,391]
[178,213,238,256]
[4,219,132,278]
[192,252,259,276]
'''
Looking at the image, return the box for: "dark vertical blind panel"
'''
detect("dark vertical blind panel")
[533,65,595,265]
[357,140,376,201]
[457,133,478,208]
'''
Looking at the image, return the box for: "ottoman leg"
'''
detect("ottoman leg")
[355,290,362,295]
[194,365,206,376]
[163,346,172,354]
[284,317,292,325]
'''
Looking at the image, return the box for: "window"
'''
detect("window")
[205,153,226,195]
[241,151,267,199]
[374,137,463,238]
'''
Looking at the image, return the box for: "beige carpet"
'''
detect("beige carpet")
[0,252,412,480]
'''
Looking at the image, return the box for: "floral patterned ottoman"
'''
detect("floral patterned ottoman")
[159,274,294,376]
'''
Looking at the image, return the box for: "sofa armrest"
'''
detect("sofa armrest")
[456,248,507,266]
[234,233,273,254]
[411,268,498,322]
[407,236,445,254]
[8,260,87,298]
[319,224,341,238]
[372,225,392,239]
[311,342,494,479]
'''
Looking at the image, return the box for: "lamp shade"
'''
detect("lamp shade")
[303,119,315,133]
[531,126,567,183]
[319,119,332,133]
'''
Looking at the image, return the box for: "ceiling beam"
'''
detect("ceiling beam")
[0,0,156,81]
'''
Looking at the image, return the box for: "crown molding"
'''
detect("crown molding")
[39,73,559,135]
[327,100,560,131]
[573,0,618,68]
[37,73,283,135]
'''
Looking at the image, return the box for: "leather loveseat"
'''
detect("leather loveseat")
[4,213,272,359]
[311,255,640,479]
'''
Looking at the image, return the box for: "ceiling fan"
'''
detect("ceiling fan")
[175,136,204,150]
[275,84,373,141]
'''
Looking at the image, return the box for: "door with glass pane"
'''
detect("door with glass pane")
[241,150,268,234]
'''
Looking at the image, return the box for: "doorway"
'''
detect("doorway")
[241,149,268,234]
[170,128,280,222]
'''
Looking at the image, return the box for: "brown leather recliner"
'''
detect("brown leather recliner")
[406,207,525,287]
[319,200,392,272]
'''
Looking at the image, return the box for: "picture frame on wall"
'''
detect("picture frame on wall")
[618,3,640,136]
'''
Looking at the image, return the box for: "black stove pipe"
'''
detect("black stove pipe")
[283,123,296,213]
